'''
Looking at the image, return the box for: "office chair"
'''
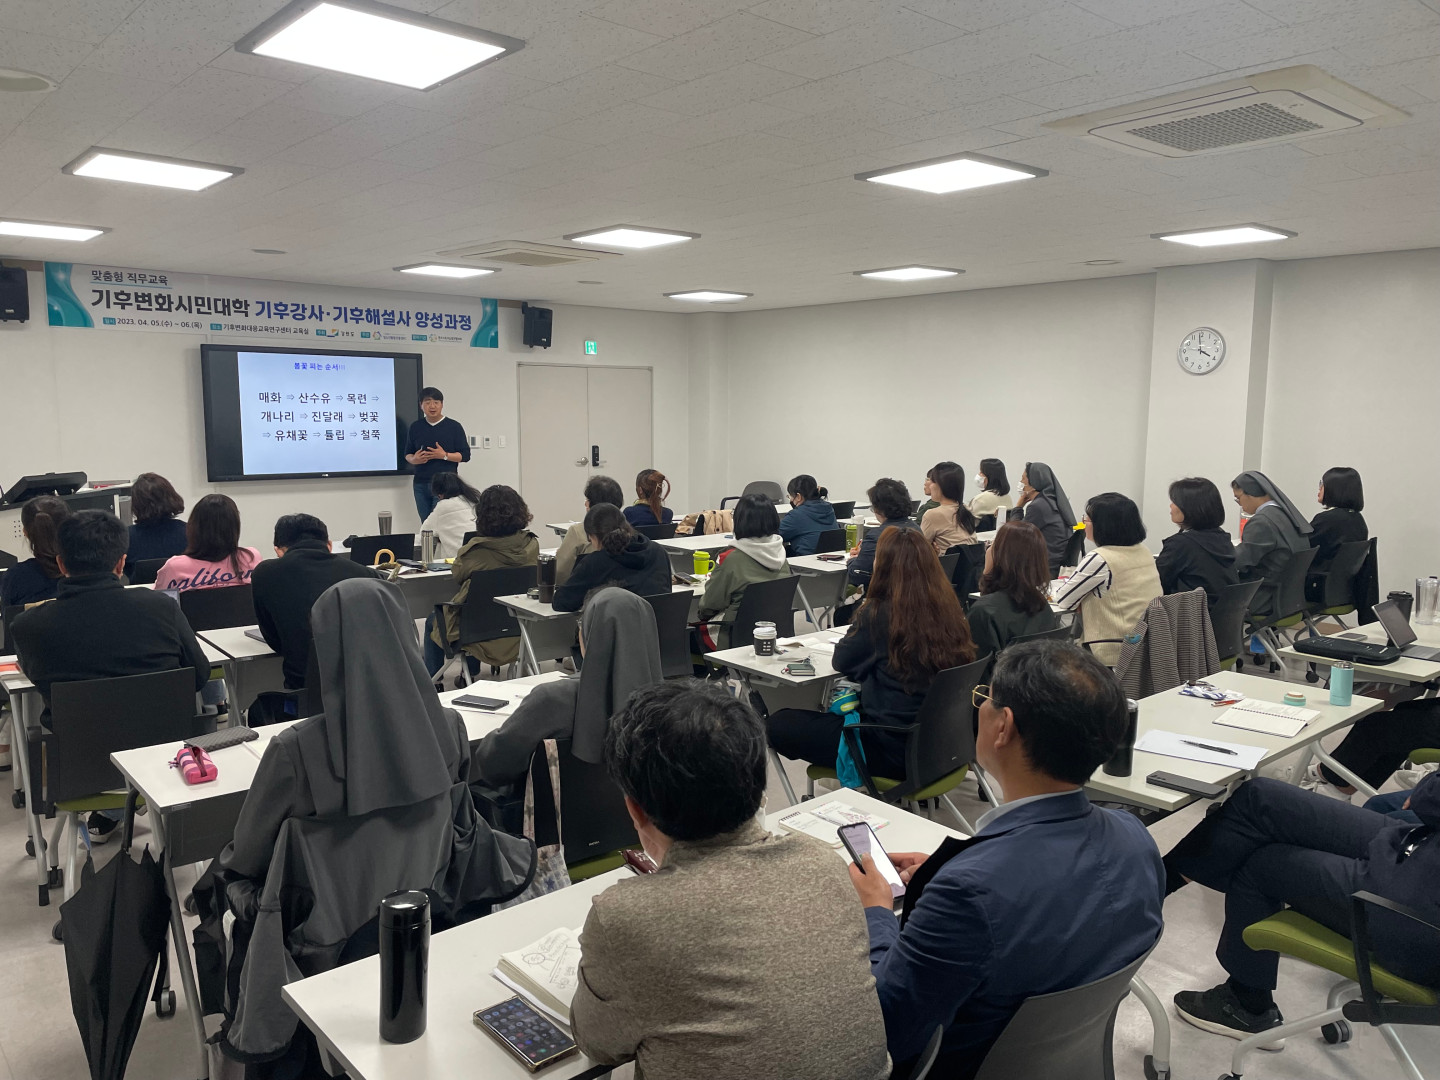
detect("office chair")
[1302,539,1371,636]
[1210,580,1264,670]
[634,522,677,540]
[830,501,856,520]
[0,548,17,570]
[528,738,637,882]
[178,583,256,632]
[719,480,785,509]
[728,575,800,649]
[642,590,693,679]
[1063,527,1087,568]
[974,513,997,533]
[813,528,847,554]
[937,551,960,584]
[127,557,168,586]
[431,566,534,684]
[1240,547,1318,673]
[946,545,987,609]
[347,533,416,565]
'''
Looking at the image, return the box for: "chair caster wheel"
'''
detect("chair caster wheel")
[155,989,176,1018]
[1144,1057,1170,1080]
[48,867,62,888]
[11,790,24,808]
[1305,670,1319,683]
[52,920,63,941]
[25,838,34,857]
[38,884,49,906]
[1218,1074,1240,1080]
[1322,1020,1351,1044]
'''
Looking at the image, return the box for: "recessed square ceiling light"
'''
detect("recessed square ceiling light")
[236,0,525,91]
[62,147,241,191]
[0,218,108,241]
[1152,224,1296,247]
[665,290,751,303]
[856,152,1047,194]
[564,226,698,250]
[855,265,963,282]
[395,263,497,278]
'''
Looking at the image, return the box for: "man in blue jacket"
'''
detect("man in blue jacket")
[1165,772,1440,1046]
[848,640,1165,1078]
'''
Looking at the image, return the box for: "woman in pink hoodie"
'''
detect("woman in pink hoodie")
[155,494,262,593]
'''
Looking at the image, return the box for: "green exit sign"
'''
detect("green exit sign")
[584,340,598,355]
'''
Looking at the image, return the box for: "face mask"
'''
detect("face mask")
[974,474,985,488]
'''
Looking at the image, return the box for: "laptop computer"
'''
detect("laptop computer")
[1370,600,1440,661]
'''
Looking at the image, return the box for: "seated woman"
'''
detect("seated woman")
[552,503,671,612]
[1016,462,1077,577]
[698,494,791,649]
[1309,466,1366,571]
[623,468,673,528]
[967,458,1013,524]
[1053,493,1161,668]
[768,527,976,781]
[124,472,187,576]
[1156,477,1238,606]
[914,461,959,522]
[919,467,978,555]
[155,494,262,592]
[471,587,663,796]
[0,496,70,608]
[420,471,482,560]
[425,485,537,677]
[779,474,838,556]
[966,521,1059,658]
[1231,471,1311,618]
[848,477,921,587]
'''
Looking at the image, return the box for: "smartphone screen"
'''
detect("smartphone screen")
[837,822,905,898]
[474,997,577,1071]
[453,694,508,710]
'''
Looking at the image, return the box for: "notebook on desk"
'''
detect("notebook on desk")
[494,927,582,1023]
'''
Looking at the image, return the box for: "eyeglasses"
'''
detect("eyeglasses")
[972,684,993,709]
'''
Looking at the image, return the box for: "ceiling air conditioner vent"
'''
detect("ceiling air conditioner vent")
[433,240,619,267]
[1044,65,1406,158]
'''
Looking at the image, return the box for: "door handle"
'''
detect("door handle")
[575,458,588,467]
[591,445,600,467]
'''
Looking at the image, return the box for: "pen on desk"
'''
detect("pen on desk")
[1181,738,1237,756]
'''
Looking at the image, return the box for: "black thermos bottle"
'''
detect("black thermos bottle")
[1103,699,1140,777]
[537,554,556,604]
[378,890,429,1043]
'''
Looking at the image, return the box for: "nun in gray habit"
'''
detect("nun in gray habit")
[1022,461,1078,576]
[471,586,664,796]
[1232,470,1313,616]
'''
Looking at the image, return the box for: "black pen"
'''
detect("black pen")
[1181,738,1237,756]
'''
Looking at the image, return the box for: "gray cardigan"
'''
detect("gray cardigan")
[1234,504,1308,616]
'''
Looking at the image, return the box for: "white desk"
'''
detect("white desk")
[545,521,578,539]
[281,789,962,1080]
[786,554,850,628]
[0,659,52,904]
[495,585,702,677]
[1084,670,1383,813]
[1277,621,1440,689]
[198,626,285,716]
[439,672,567,743]
[392,568,459,620]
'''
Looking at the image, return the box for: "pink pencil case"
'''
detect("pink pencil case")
[170,746,218,784]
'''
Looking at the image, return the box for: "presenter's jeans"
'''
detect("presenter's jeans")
[413,479,437,522]
[1164,778,1382,989]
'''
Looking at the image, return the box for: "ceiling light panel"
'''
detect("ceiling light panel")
[665,290,751,303]
[236,0,525,91]
[856,152,1047,195]
[395,263,497,278]
[1152,224,1296,247]
[856,266,963,281]
[62,147,241,191]
[564,226,698,249]
[0,219,108,241]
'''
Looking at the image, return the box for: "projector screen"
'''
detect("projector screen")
[201,344,422,481]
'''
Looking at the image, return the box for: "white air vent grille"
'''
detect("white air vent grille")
[1044,66,1405,158]
[433,240,620,267]
[1131,101,1323,152]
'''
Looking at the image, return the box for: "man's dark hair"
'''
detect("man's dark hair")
[1320,466,1363,512]
[733,493,780,539]
[476,484,532,537]
[274,513,329,548]
[1167,477,1226,531]
[990,640,1127,784]
[1085,492,1146,547]
[868,477,912,522]
[419,386,443,402]
[58,510,129,577]
[584,474,624,508]
[605,681,767,842]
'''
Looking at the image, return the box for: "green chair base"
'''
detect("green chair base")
[1314,605,1357,618]
[568,851,626,882]
[804,765,970,801]
[1243,910,1437,1006]
[1409,748,1440,767]
[55,792,145,814]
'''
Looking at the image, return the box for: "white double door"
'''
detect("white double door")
[517,364,653,530]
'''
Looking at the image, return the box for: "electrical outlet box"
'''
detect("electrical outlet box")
[469,435,477,446]
[498,435,507,448]
[482,435,493,450]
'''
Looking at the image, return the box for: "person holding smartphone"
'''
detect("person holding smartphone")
[847,640,1164,1078]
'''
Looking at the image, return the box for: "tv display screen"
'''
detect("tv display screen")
[201,344,423,482]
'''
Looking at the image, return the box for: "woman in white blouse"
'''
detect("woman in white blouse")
[1052,492,1161,667]
[420,472,481,559]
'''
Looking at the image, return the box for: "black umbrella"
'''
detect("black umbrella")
[59,804,173,1080]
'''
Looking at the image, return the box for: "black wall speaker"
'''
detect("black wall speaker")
[521,302,552,348]
[0,267,29,322]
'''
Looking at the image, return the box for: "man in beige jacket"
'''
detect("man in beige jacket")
[569,681,891,1080]
[554,474,624,584]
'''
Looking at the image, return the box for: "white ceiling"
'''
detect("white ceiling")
[1,0,1437,312]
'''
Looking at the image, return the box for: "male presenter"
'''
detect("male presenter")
[404,386,470,520]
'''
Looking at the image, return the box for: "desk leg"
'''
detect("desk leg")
[732,672,800,806]
[794,579,820,631]
[151,810,210,1080]
[517,623,541,678]
[14,691,51,905]
[222,659,241,727]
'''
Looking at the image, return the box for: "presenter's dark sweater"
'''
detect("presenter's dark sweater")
[252,540,378,688]
[405,416,470,481]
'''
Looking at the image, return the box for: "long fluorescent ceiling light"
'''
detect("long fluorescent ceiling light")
[665,290,750,303]
[565,226,698,250]
[856,265,963,281]
[395,263,497,278]
[856,152,1047,194]
[1152,224,1296,247]
[62,147,241,190]
[0,219,108,241]
[236,0,525,90]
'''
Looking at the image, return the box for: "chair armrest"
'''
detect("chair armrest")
[843,721,920,734]
[1350,890,1440,1023]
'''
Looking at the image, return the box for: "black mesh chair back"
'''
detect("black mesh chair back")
[743,480,785,503]
[528,738,637,867]
[1212,580,1263,662]
[128,557,167,586]
[1063,528,1087,568]
[48,669,212,804]
[937,551,960,583]
[634,522,677,541]
[947,545,988,606]
[0,548,17,570]
[830,501,856,520]
[643,590,693,678]
[1308,540,1371,610]
[813,528,847,554]
[0,602,22,654]
[902,656,992,793]
[1251,546,1319,626]
[909,499,922,515]
[348,533,416,565]
[730,575,800,649]
[455,567,536,650]
[178,583,256,631]
[461,530,479,546]
[973,948,1153,1080]
[1012,624,1076,649]
[974,513,998,533]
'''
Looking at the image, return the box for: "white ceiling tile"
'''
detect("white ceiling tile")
[633,61,809,117]
[616,12,816,81]
[746,0,908,36]
[0,92,45,144]
[407,67,558,116]
[879,96,1051,141]
[760,100,927,142]
[1070,0,1229,28]
[218,102,346,151]
[658,99,807,144]
[543,102,687,146]
[272,76,408,119]
[0,28,98,83]
[368,127,493,167]
[520,65,680,121]
[903,0,1066,34]
[905,4,1121,77]
[586,0,751,38]
[500,16,665,84]
[752,9,965,81]
[443,103,569,146]
[202,47,318,84]
[1336,24,1440,66]
[1188,4,1439,68]
[0,0,141,43]
[427,0,576,39]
